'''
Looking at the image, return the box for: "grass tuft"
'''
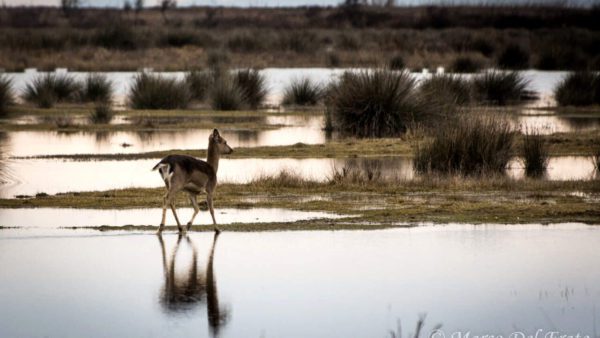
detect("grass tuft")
[185,70,212,102]
[554,72,600,107]
[282,78,323,106]
[89,102,114,124]
[210,76,243,111]
[23,73,80,108]
[234,69,267,109]
[472,71,536,106]
[326,69,424,137]
[522,129,549,178]
[0,74,15,116]
[414,115,514,176]
[128,73,191,109]
[78,74,113,103]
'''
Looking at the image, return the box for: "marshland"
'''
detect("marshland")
[1,2,600,338]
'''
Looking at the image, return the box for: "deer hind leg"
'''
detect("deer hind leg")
[170,200,183,233]
[158,191,170,234]
[187,193,200,231]
[207,194,220,233]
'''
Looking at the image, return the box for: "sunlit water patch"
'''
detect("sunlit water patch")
[0,225,599,337]
[0,156,594,198]
[0,208,345,228]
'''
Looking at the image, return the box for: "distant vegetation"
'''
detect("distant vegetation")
[414,116,514,176]
[0,74,14,116]
[0,6,598,70]
[554,72,600,106]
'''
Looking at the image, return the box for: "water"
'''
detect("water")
[0,208,346,228]
[0,157,415,198]
[1,225,599,337]
[0,115,325,156]
[0,156,594,198]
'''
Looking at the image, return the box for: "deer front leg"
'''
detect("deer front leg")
[207,195,220,234]
[187,194,200,231]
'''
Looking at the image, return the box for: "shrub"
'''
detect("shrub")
[234,69,267,109]
[0,74,14,116]
[450,56,482,73]
[78,74,112,103]
[497,43,530,69]
[128,73,191,109]
[94,24,138,50]
[23,73,80,108]
[282,78,322,106]
[327,52,341,68]
[472,71,536,106]
[326,70,425,137]
[389,55,405,70]
[522,129,549,178]
[554,72,600,106]
[185,70,212,101]
[536,48,588,71]
[419,75,472,106]
[89,103,113,124]
[210,77,243,111]
[414,115,514,176]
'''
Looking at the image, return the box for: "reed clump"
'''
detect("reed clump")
[233,68,267,109]
[185,70,212,102]
[282,78,323,106]
[522,129,549,178]
[23,73,80,108]
[414,115,514,176]
[0,74,14,116]
[89,103,114,124]
[128,73,191,109]
[78,74,113,103]
[419,74,472,106]
[472,71,536,106]
[554,72,600,106]
[326,69,426,137]
[210,76,243,110]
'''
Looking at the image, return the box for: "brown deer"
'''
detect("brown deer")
[152,129,233,234]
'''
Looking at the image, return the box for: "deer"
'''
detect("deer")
[152,129,233,234]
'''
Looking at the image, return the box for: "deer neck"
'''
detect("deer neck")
[207,141,220,173]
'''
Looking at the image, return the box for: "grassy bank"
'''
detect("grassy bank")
[1,177,599,227]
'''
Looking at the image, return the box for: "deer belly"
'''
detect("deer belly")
[184,182,204,194]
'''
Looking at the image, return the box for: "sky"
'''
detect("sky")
[3,0,598,7]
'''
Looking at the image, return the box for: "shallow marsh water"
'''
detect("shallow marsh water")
[0,224,599,337]
[0,115,325,156]
[0,156,595,198]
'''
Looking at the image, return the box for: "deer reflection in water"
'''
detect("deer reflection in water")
[157,232,229,337]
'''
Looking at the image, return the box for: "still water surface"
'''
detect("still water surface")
[0,225,598,337]
[0,156,595,198]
